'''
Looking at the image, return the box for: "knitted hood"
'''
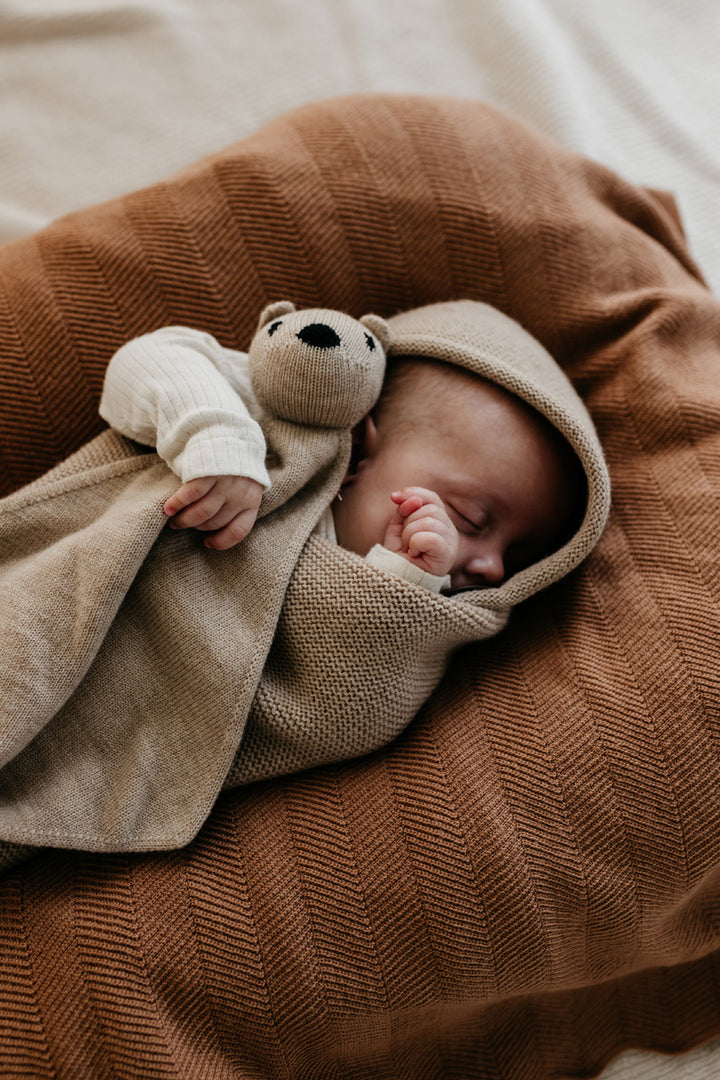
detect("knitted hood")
[385,300,611,607]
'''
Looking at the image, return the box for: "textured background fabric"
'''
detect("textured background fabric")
[1,93,719,1079]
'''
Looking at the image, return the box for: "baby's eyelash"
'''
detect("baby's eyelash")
[467,515,488,532]
[451,505,488,532]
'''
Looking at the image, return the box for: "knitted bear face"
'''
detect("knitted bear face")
[248,301,390,429]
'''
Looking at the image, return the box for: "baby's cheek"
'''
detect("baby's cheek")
[330,492,376,556]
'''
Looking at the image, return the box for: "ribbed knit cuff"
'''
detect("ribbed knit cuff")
[365,544,450,593]
[165,419,270,489]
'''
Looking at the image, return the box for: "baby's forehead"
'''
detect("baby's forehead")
[382,354,519,419]
[380,354,575,466]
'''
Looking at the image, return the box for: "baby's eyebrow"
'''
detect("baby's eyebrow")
[454,478,496,507]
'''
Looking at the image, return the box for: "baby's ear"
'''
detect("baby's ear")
[354,413,380,457]
[256,300,296,333]
[360,314,391,354]
[345,414,378,480]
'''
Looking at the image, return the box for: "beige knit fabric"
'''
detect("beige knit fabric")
[226,299,611,786]
[0,299,609,860]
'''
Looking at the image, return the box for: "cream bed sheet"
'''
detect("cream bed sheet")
[2,1,719,1075]
[1,0,718,291]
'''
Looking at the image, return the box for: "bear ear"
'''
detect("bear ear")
[256,300,296,333]
[360,313,391,354]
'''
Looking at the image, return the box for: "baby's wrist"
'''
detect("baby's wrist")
[366,545,451,593]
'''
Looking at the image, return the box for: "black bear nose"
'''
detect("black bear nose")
[296,323,341,349]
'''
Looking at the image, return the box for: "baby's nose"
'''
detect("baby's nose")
[464,549,505,586]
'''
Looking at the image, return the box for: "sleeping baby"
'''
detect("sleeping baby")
[0,299,610,869]
[102,305,584,594]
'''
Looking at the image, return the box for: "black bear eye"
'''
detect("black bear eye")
[267,320,282,336]
[364,333,376,351]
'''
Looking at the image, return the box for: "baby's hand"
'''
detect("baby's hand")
[163,475,263,550]
[383,487,459,577]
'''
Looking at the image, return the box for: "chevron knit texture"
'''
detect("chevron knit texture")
[0,94,719,1078]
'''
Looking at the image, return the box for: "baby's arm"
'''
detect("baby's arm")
[100,326,269,548]
[382,487,458,578]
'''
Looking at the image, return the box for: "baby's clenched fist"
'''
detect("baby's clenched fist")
[382,487,458,577]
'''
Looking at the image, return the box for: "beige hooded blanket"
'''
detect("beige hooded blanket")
[0,298,609,860]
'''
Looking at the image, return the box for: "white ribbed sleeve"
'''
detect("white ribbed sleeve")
[99,326,270,488]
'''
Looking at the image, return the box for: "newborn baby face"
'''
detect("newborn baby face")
[332,357,583,589]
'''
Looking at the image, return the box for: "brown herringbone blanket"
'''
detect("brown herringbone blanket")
[1,94,719,1079]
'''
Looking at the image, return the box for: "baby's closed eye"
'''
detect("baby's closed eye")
[448,503,489,534]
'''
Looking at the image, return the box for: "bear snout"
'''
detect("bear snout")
[296,323,342,349]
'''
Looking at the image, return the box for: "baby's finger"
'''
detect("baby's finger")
[391,487,438,503]
[407,529,449,557]
[391,487,449,519]
[392,494,425,519]
[164,478,215,518]
[168,488,225,529]
[401,513,455,548]
[188,500,249,532]
[203,507,260,551]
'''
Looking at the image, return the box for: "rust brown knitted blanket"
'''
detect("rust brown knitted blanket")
[1,94,719,1079]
